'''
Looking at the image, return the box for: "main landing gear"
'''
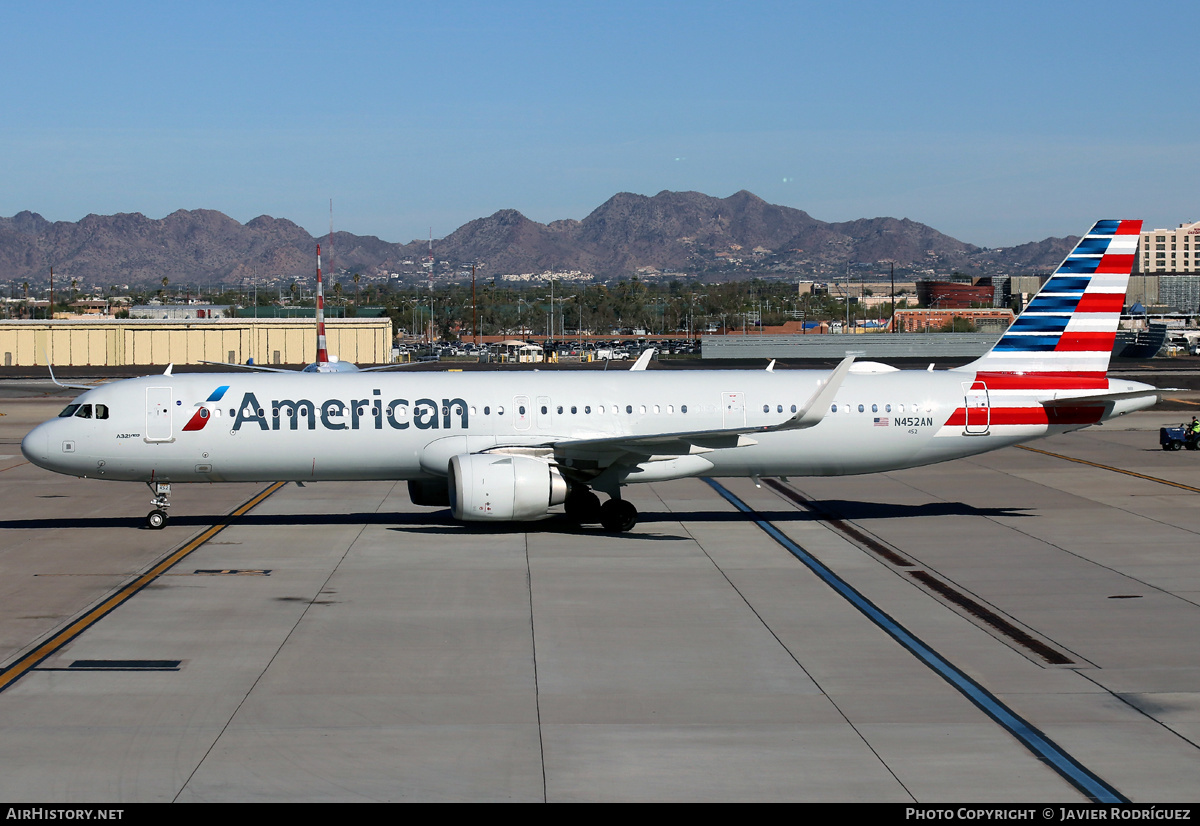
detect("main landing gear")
[564,486,638,533]
[146,482,171,530]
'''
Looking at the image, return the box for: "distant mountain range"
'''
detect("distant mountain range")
[0,190,1077,290]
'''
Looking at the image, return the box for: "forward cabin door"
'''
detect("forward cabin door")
[146,386,174,442]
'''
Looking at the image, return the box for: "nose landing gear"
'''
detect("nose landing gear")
[146,482,171,529]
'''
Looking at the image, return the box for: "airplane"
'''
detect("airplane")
[21,220,1163,532]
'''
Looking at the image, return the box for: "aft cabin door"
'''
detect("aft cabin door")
[962,381,990,435]
[146,386,173,442]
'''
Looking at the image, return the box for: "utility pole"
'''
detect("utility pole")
[890,262,895,333]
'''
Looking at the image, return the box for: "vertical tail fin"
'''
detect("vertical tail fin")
[961,219,1142,378]
[315,244,330,366]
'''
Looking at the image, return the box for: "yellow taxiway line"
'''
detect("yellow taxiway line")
[1017,445,1200,494]
[0,481,288,693]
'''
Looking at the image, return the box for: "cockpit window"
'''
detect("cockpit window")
[57,403,108,419]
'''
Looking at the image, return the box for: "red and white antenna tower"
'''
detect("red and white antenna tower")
[315,244,330,365]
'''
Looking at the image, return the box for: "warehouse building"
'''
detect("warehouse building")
[0,317,393,368]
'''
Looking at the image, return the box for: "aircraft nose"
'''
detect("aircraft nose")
[20,425,49,468]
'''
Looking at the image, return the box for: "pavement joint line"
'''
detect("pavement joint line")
[702,476,1128,805]
[1017,445,1200,493]
[762,477,1075,666]
[0,481,288,692]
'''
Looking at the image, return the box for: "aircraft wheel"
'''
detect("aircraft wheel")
[564,489,602,524]
[599,499,638,533]
[146,509,168,530]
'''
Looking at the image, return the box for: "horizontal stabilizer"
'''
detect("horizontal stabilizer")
[1041,388,1169,407]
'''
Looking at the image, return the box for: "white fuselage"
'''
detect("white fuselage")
[19,367,1158,486]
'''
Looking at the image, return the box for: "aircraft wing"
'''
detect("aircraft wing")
[548,355,855,465]
[354,361,436,371]
[45,362,105,391]
[629,348,655,371]
[197,360,299,373]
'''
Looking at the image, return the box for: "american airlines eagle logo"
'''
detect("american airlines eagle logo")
[181,386,230,432]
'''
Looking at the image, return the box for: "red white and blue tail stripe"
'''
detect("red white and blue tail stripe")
[315,244,330,366]
[962,220,1141,378]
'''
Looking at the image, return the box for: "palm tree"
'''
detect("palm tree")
[353,272,361,307]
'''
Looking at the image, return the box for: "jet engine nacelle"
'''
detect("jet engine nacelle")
[448,453,568,521]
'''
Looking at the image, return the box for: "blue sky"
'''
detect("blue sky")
[2,1,1195,248]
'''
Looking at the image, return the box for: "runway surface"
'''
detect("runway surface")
[3,380,1200,802]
